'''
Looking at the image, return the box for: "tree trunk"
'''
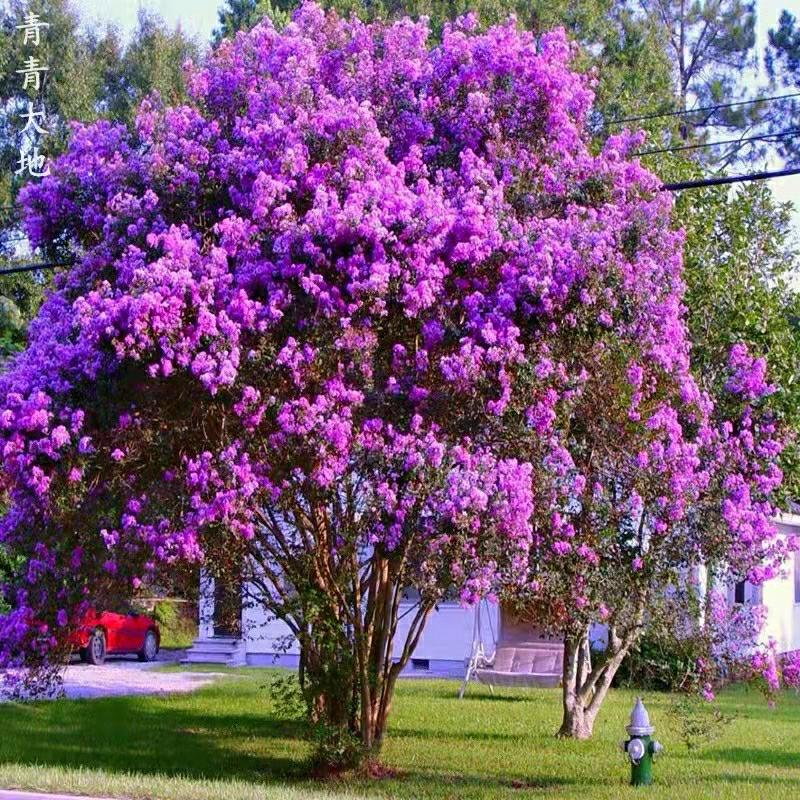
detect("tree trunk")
[559,700,595,739]
[361,599,433,756]
[557,618,640,740]
[558,630,596,739]
[248,503,436,771]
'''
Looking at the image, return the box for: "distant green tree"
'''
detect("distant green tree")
[766,10,800,165]
[97,9,199,126]
[0,1,199,342]
[0,0,100,210]
[0,271,44,360]
[679,179,800,500]
[1,1,200,204]
[634,0,766,163]
[214,0,292,42]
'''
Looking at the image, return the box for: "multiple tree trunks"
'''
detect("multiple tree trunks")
[558,602,645,739]
[245,501,436,761]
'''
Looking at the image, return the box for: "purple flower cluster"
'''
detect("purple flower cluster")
[0,3,786,675]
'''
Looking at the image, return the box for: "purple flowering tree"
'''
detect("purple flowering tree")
[0,3,787,759]
[520,335,788,739]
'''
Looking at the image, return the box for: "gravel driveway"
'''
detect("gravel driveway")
[59,663,223,699]
[2,651,225,701]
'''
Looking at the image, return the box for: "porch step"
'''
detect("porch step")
[185,638,242,653]
[182,636,247,667]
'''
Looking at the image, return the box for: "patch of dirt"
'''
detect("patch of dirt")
[506,778,567,790]
[363,761,403,780]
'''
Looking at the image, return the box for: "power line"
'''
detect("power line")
[662,166,800,191]
[605,90,800,127]
[0,260,73,276]
[637,128,800,157]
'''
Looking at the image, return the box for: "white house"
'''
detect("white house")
[730,513,800,655]
[184,513,800,670]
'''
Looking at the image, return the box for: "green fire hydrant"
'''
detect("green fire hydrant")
[621,697,663,786]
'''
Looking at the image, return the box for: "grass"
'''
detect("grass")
[150,599,198,650]
[1,668,800,799]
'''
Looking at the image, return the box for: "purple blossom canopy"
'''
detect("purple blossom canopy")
[0,3,787,669]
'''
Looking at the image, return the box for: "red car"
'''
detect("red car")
[69,607,160,665]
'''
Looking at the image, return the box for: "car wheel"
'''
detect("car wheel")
[138,630,158,662]
[85,629,106,665]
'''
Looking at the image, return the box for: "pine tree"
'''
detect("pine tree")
[766,10,800,165]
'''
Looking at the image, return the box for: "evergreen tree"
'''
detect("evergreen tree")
[0,1,199,344]
[214,0,292,42]
[635,0,766,163]
[766,10,800,165]
[96,10,199,128]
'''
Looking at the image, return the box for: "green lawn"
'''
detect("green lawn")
[1,669,799,799]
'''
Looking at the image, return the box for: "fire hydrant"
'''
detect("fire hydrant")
[621,697,663,786]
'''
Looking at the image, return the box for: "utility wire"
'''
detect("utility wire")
[0,260,74,276]
[662,166,800,191]
[605,90,800,127]
[0,170,799,278]
[637,128,800,157]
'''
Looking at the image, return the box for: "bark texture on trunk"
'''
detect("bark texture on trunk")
[558,631,598,739]
[558,701,595,739]
[558,602,645,740]
[246,502,437,769]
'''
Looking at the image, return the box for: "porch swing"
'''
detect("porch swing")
[458,601,564,697]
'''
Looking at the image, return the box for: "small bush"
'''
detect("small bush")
[266,671,306,722]
[615,631,701,692]
[266,670,362,775]
[151,600,198,649]
[668,693,734,751]
[308,723,363,776]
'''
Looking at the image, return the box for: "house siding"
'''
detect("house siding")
[193,514,800,668]
[757,516,800,653]
[242,597,497,675]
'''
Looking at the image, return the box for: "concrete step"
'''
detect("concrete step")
[182,636,246,666]
[185,639,242,654]
[183,653,243,663]
[182,652,238,663]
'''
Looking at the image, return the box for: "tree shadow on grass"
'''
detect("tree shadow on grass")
[344,768,578,797]
[0,690,585,799]
[698,747,800,769]
[0,694,308,783]
[434,690,555,703]
[389,726,527,743]
[693,772,800,789]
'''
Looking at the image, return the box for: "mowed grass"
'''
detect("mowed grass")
[1,667,799,799]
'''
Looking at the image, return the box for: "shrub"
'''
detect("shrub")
[151,600,198,649]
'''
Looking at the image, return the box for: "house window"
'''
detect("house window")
[795,552,800,604]
[734,580,763,605]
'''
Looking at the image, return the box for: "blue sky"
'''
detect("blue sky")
[74,0,800,232]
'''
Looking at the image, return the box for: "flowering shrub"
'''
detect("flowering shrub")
[620,587,800,750]
[615,588,768,698]
[0,3,788,756]
[661,588,800,707]
[779,649,800,689]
